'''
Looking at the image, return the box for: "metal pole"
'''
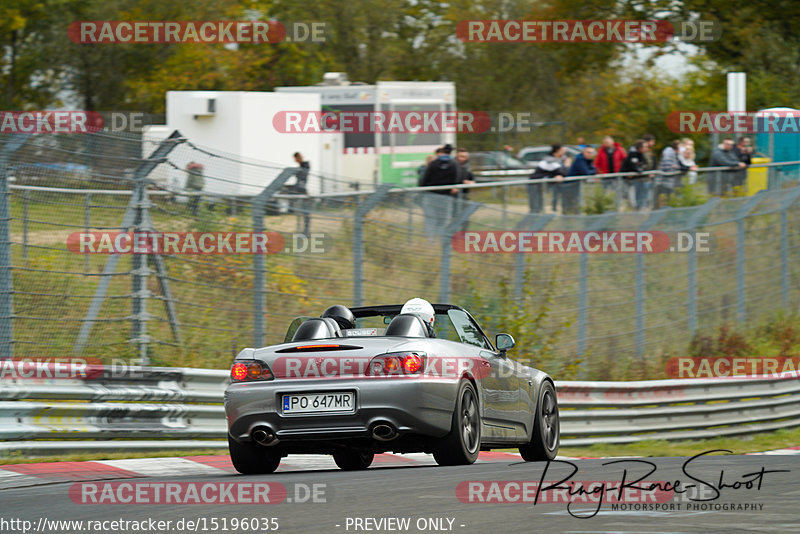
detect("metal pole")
[439,203,479,304]
[501,185,507,228]
[251,168,296,347]
[0,135,30,359]
[131,182,149,363]
[22,190,28,262]
[252,198,266,347]
[778,187,800,309]
[734,193,764,324]
[513,213,554,301]
[353,184,393,307]
[635,210,669,358]
[685,198,721,334]
[687,243,698,334]
[781,207,789,309]
[84,193,91,273]
[577,213,615,356]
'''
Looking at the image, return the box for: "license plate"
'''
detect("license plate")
[282,392,355,414]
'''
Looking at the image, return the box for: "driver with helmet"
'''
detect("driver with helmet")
[400,297,436,337]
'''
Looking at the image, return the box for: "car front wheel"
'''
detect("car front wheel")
[433,381,481,466]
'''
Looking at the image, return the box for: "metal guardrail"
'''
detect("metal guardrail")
[1,367,798,455]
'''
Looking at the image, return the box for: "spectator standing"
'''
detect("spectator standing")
[420,144,459,235]
[564,146,597,214]
[529,144,570,213]
[621,140,649,210]
[709,139,745,195]
[656,140,682,207]
[678,138,699,184]
[292,152,310,194]
[185,162,205,216]
[594,136,627,188]
[732,136,752,189]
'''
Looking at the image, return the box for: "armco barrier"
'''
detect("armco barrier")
[1,367,799,455]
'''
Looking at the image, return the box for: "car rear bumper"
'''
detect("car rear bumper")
[225,377,459,443]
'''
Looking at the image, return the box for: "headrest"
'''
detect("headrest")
[292,317,341,342]
[385,313,430,338]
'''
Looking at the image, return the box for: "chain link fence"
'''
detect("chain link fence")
[1,131,799,379]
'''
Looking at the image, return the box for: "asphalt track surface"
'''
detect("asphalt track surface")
[0,454,797,534]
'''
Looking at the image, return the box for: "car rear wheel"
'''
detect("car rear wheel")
[519,381,559,461]
[333,449,374,470]
[433,381,481,466]
[228,435,282,474]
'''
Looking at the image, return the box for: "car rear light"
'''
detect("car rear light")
[367,352,425,376]
[231,361,273,382]
[402,353,422,373]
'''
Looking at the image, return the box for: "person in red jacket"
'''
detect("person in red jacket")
[594,136,627,188]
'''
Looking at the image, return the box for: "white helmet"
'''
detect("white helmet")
[400,298,435,326]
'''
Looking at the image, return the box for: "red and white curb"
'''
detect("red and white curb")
[0,452,523,490]
[1,447,797,490]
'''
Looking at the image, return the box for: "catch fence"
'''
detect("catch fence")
[1,131,799,380]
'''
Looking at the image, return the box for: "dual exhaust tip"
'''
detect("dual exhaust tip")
[251,422,398,445]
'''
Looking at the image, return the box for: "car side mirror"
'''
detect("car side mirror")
[495,333,515,355]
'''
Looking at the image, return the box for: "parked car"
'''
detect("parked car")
[470,151,533,171]
[517,145,582,167]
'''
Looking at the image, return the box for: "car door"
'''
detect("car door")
[446,309,521,442]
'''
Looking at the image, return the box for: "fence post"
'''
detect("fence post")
[513,213,554,301]
[685,197,720,334]
[22,190,28,262]
[352,184,393,307]
[577,213,614,357]
[501,185,508,228]
[130,182,150,363]
[439,202,479,304]
[84,193,91,272]
[635,210,669,359]
[251,168,296,348]
[779,187,800,309]
[0,135,30,359]
[734,192,764,324]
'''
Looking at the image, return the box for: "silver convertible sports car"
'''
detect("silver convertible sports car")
[224,303,559,474]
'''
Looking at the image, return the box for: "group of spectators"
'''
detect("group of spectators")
[527,135,753,214]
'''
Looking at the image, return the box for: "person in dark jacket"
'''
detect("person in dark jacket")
[709,139,746,195]
[621,140,651,210]
[563,146,596,214]
[420,144,459,195]
[732,136,752,189]
[529,144,569,213]
[420,144,459,235]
